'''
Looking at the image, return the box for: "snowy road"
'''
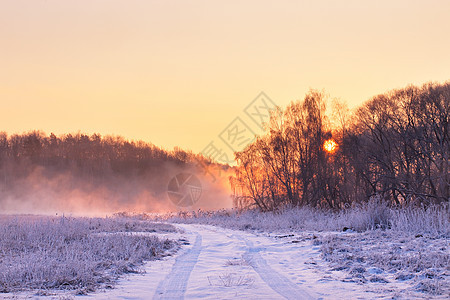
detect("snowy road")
[152,224,314,300]
[153,232,203,299]
[80,224,384,300]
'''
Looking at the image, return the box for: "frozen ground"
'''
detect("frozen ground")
[5,222,447,299]
[2,203,448,299]
[166,204,449,299]
[0,216,178,296]
[319,230,449,296]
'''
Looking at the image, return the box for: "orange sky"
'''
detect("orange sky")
[1,0,449,155]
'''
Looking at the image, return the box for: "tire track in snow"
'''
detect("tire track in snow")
[153,233,202,300]
[240,236,314,300]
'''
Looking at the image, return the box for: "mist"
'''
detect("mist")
[0,132,233,216]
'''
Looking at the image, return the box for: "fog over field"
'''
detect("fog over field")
[0,133,233,215]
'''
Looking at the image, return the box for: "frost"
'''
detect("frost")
[0,215,177,294]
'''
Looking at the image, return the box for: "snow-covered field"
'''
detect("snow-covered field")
[1,204,448,299]
[0,215,178,296]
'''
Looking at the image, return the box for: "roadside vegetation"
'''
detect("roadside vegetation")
[0,215,178,295]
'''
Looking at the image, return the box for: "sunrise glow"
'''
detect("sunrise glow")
[324,139,337,153]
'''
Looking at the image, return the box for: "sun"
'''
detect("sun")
[324,139,337,153]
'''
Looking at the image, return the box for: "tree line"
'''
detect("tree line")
[0,132,215,208]
[231,82,449,210]
[0,132,204,176]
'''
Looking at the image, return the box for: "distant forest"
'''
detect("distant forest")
[0,132,225,212]
[0,132,203,177]
[231,82,449,210]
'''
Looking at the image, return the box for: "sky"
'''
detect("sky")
[1,0,449,155]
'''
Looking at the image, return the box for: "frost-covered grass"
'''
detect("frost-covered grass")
[168,201,449,297]
[319,231,449,296]
[169,201,449,235]
[0,215,177,295]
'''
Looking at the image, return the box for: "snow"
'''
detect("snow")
[87,224,319,300]
[88,224,450,299]
[3,220,448,299]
